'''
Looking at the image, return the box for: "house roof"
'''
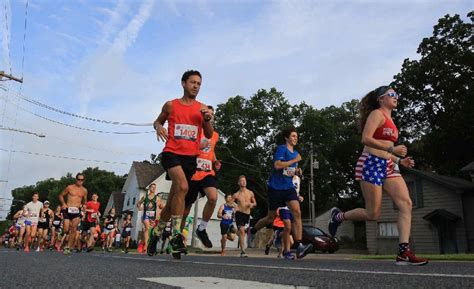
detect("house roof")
[423,209,461,222]
[460,162,474,173]
[404,168,474,191]
[133,161,165,189]
[110,191,124,213]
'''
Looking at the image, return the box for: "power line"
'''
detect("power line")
[0,93,154,134]
[1,114,145,155]
[0,125,45,137]
[20,93,152,126]
[0,148,130,165]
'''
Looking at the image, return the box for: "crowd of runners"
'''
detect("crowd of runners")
[1,70,428,265]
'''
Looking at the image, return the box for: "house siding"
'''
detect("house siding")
[366,172,468,254]
[315,210,355,241]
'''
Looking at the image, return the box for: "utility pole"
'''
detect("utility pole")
[309,144,319,227]
[191,197,199,247]
[0,71,23,83]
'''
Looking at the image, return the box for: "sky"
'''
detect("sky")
[0,0,471,218]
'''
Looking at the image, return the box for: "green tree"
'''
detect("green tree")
[393,11,474,175]
[215,88,363,217]
[7,167,126,218]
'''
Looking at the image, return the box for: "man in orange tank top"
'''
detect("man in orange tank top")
[148,70,214,257]
[181,105,221,248]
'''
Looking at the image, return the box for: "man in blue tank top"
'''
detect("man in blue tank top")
[217,194,237,256]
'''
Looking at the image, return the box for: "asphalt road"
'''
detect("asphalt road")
[1,248,473,288]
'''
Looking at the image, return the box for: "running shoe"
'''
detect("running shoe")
[283,251,296,260]
[86,247,94,253]
[328,207,343,237]
[296,243,313,259]
[196,229,213,248]
[264,244,271,255]
[147,228,162,256]
[240,251,248,258]
[36,247,40,252]
[220,251,225,256]
[63,248,71,255]
[169,233,187,254]
[395,249,428,266]
[24,246,30,252]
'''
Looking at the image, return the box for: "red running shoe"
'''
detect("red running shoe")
[395,249,428,266]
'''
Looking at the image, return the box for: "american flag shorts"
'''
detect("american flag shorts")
[355,153,401,186]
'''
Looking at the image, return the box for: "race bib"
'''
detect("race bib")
[106,224,114,230]
[224,212,232,220]
[174,124,198,141]
[200,138,211,152]
[53,220,60,225]
[91,213,98,219]
[39,218,46,223]
[145,211,155,217]
[68,207,79,214]
[196,158,212,171]
[125,227,131,232]
[283,167,296,177]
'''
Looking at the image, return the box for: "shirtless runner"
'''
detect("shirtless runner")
[59,173,88,255]
[232,175,256,257]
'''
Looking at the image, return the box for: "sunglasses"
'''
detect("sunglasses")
[76,178,85,181]
[384,92,400,99]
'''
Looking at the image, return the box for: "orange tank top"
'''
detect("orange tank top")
[163,99,203,156]
[192,131,219,181]
[273,210,284,228]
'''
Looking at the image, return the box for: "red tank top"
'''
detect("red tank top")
[192,131,219,181]
[85,201,100,223]
[373,109,398,142]
[163,99,204,156]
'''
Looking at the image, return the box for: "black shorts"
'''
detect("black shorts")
[272,225,284,232]
[267,187,298,211]
[82,222,96,232]
[161,152,197,181]
[61,208,82,220]
[184,175,217,208]
[162,229,171,241]
[37,222,49,230]
[235,211,250,229]
[220,223,234,235]
[122,230,131,238]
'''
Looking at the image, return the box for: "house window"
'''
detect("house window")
[133,197,136,205]
[393,178,424,209]
[407,179,423,208]
[378,222,399,238]
[127,198,130,207]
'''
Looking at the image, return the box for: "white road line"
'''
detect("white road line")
[91,254,474,279]
[138,277,310,288]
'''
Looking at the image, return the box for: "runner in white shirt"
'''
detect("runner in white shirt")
[24,193,43,252]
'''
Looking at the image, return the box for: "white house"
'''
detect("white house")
[106,161,233,249]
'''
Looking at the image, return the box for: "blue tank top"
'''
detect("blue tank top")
[221,204,234,225]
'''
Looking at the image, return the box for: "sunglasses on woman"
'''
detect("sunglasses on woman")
[385,92,400,99]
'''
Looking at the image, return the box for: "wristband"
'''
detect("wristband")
[387,146,394,154]
[394,157,400,165]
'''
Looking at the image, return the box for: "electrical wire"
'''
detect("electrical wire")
[20,93,153,126]
[0,148,130,165]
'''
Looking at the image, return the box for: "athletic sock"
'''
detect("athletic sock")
[171,215,183,236]
[198,221,208,231]
[335,212,346,222]
[398,242,409,255]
